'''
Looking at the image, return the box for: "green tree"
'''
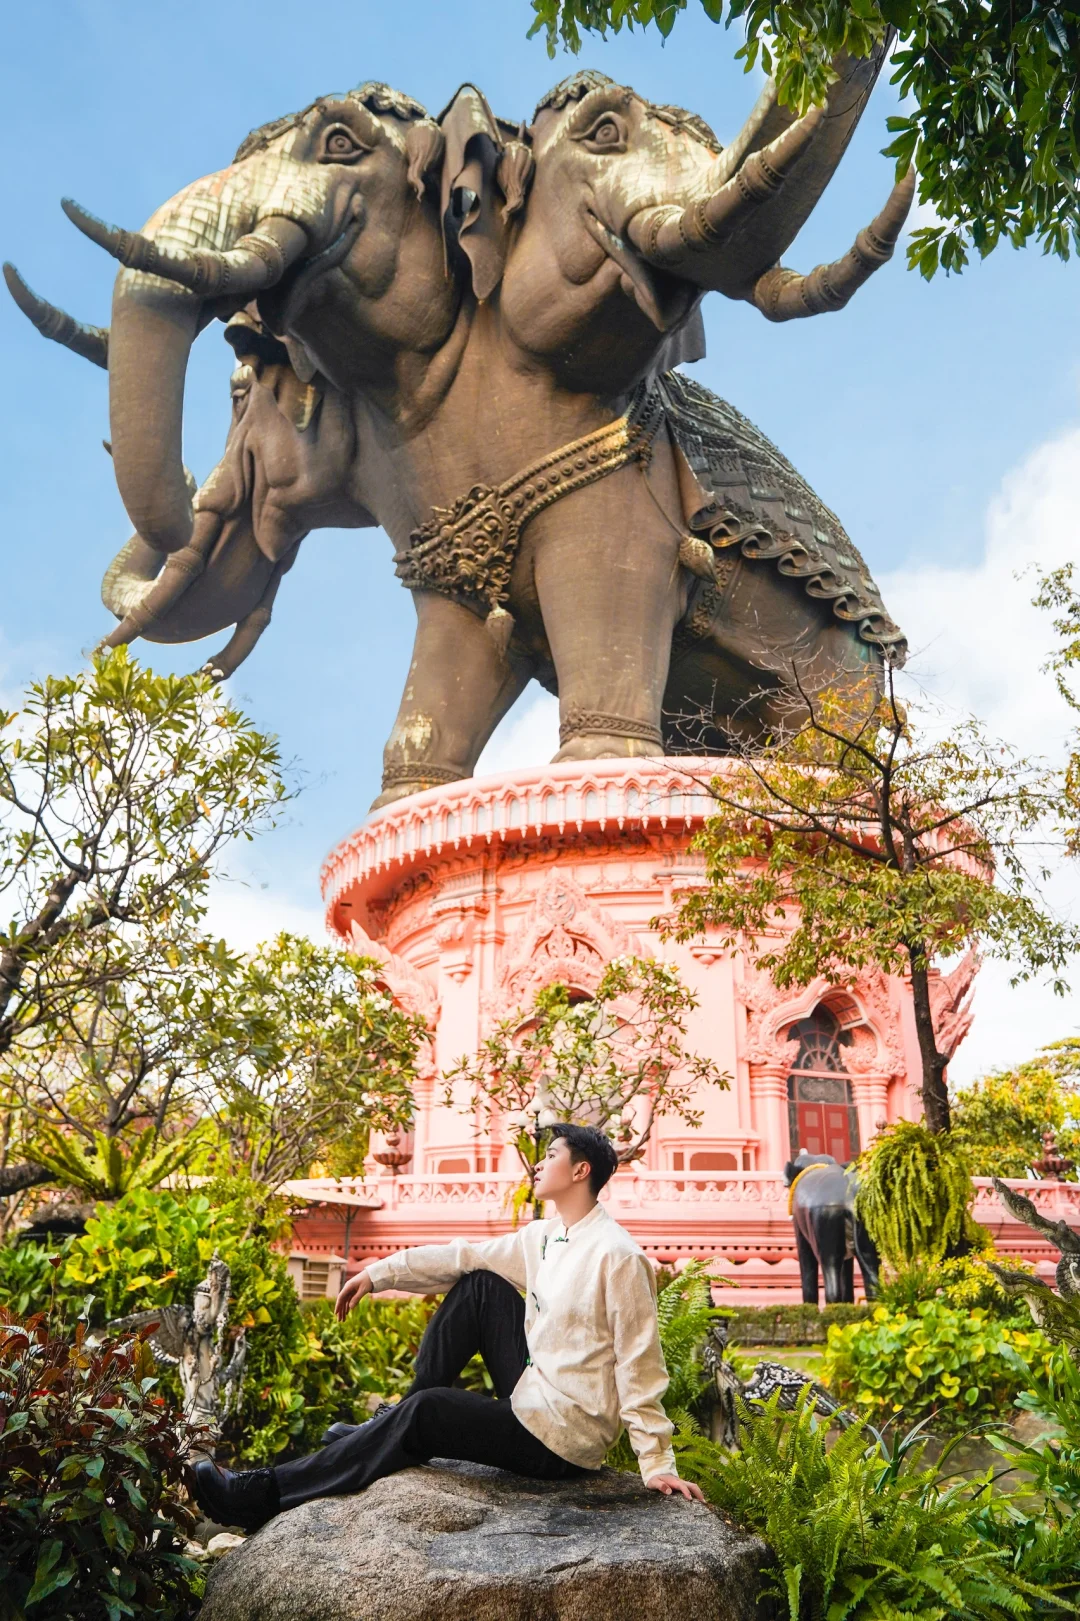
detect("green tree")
[446,957,729,1201]
[951,1039,1080,1178]
[0,650,286,1199]
[529,1,1080,277]
[670,665,1076,1133]
[205,933,425,1191]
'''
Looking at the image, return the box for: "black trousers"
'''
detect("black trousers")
[274,1269,586,1509]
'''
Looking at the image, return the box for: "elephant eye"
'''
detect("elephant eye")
[321,124,369,163]
[580,113,628,153]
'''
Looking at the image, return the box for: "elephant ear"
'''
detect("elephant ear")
[439,84,520,301]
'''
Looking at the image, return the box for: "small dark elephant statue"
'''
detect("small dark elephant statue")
[784,1150,880,1305]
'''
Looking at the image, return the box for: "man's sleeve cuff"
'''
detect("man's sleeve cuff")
[365,1257,398,1291]
[637,1449,678,1484]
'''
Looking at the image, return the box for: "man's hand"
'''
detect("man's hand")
[645,1473,705,1501]
[335,1268,374,1321]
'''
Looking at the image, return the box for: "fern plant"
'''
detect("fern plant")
[855,1120,978,1267]
[703,1389,1065,1621]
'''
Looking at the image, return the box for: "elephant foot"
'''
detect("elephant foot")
[371,762,469,811]
[551,732,661,768]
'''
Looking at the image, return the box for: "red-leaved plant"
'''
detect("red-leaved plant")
[0,1304,198,1621]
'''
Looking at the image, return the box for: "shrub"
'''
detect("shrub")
[0,1238,73,1319]
[855,1120,978,1267]
[821,1300,1053,1430]
[0,1311,197,1621]
[700,1389,1068,1621]
[721,1302,871,1346]
[876,1251,1034,1321]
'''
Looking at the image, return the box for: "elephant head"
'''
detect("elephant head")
[477,54,913,386]
[5,83,447,666]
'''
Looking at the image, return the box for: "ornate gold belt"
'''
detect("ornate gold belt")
[394,385,666,652]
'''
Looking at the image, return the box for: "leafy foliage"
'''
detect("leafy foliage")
[670,666,1074,1132]
[0,1311,197,1621]
[202,937,423,1190]
[952,1040,1080,1179]
[822,1299,1052,1430]
[855,1120,977,1266]
[527,1,1080,277]
[446,959,728,1196]
[0,1189,495,1467]
[701,1388,1067,1621]
[721,1301,871,1345]
[876,1249,1035,1320]
[0,650,286,1197]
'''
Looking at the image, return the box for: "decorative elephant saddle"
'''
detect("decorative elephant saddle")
[394,368,905,663]
[656,371,905,661]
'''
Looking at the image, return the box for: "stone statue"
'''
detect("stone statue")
[785,1151,880,1305]
[111,1254,247,1454]
[6,52,910,807]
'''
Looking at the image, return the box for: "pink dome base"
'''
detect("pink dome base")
[286,760,1073,1296]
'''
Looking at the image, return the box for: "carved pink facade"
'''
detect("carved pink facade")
[286,759,1044,1298]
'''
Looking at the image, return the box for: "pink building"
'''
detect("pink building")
[286,759,1074,1299]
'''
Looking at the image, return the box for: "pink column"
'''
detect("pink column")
[748,1063,790,1172]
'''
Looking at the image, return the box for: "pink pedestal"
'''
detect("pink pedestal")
[287,759,1068,1294]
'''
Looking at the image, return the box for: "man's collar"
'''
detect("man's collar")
[551,1200,606,1241]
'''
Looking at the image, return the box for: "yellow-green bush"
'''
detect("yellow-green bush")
[822,1300,1052,1430]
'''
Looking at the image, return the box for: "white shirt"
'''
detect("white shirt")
[365,1202,677,1483]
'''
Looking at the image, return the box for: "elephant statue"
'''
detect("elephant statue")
[6,59,911,808]
[785,1150,880,1305]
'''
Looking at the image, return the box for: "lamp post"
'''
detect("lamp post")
[505,1095,559,1218]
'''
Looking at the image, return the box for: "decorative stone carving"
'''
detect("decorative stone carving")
[928,949,979,1063]
[485,870,635,1021]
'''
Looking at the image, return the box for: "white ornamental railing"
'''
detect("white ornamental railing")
[295,1169,1080,1225]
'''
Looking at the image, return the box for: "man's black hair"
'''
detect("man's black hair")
[549,1122,619,1196]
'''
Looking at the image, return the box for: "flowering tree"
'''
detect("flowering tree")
[670,664,1076,1134]
[445,956,729,1200]
[0,650,286,1200]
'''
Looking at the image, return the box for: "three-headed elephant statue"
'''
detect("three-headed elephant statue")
[785,1150,880,1305]
[7,58,911,807]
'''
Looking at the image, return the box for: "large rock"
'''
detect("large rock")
[200,1461,766,1621]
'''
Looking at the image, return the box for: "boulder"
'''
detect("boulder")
[200,1461,766,1621]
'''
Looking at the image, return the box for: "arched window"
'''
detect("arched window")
[786,1005,860,1164]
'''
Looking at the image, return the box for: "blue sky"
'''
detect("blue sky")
[2,1,1078,1078]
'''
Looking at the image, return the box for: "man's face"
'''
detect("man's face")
[533,1135,591,1200]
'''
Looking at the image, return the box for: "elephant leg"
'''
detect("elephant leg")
[795,1228,820,1306]
[854,1223,881,1300]
[374,592,533,810]
[814,1208,849,1305]
[663,557,878,750]
[528,457,683,762]
[841,1258,855,1303]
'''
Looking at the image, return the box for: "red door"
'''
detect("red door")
[797,1102,852,1162]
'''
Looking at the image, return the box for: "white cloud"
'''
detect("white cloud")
[204,873,328,953]
[476,686,560,777]
[879,423,1080,1083]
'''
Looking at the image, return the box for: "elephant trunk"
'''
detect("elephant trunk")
[629,42,910,318]
[627,108,824,291]
[97,207,309,559]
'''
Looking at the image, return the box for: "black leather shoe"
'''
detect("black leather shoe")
[320,1401,395,1447]
[189,1459,280,1532]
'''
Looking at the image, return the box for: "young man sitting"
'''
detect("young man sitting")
[192,1122,704,1528]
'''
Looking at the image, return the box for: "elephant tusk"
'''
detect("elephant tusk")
[61,199,310,300]
[750,166,916,321]
[629,107,824,278]
[4,262,108,368]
